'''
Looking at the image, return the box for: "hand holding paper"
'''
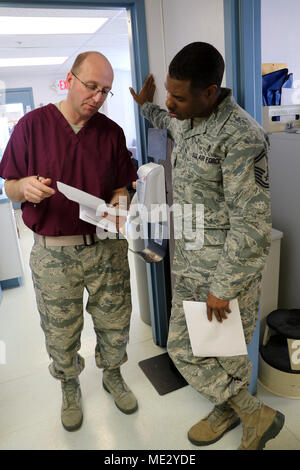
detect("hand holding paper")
[96,202,128,232]
[183,299,247,357]
[206,292,231,323]
[57,181,128,233]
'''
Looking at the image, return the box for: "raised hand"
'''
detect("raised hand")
[129,74,156,106]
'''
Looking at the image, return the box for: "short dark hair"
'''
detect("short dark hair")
[168,42,225,92]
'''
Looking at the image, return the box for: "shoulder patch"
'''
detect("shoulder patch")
[254,150,269,189]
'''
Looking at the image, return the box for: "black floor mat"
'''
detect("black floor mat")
[138,352,188,395]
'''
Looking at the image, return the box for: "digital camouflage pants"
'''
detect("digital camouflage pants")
[167,274,261,405]
[29,239,131,382]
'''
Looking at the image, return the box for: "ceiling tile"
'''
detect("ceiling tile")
[0,6,131,75]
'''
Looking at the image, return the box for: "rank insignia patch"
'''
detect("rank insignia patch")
[254,150,269,188]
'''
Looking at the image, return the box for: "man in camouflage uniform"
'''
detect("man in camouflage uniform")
[0,51,138,432]
[130,42,285,450]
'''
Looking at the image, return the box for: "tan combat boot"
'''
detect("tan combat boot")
[103,368,138,414]
[188,404,240,446]
[228,389,285,450]
[61,378,83,432]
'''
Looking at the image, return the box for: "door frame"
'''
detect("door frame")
[0,0,163,340]
[0,0,150,164]
[223,0,262,123]
[223,0,262,394]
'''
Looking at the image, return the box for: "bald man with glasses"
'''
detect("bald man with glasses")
[71,70,114,99]
[0,51,138,432]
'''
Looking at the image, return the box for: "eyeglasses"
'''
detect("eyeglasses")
[71,71,113,99]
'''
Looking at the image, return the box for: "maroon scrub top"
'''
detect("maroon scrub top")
[0,104,138,236]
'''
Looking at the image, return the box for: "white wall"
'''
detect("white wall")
[107,69,136,147]
[261,0,300,84]
[144,0,226,108]
[2,73,67,108]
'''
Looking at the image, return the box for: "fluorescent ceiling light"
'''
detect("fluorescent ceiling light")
[0,57,68,67]
[0,16,108,35]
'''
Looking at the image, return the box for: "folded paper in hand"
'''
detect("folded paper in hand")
[183,299,247,357]
[57,181,127,233]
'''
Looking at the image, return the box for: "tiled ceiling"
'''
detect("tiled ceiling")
[0,7,131,77]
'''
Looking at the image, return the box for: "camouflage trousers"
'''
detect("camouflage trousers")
[167,274,261,405]
[29,239,131,382]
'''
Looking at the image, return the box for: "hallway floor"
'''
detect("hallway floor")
[0,212,299,450]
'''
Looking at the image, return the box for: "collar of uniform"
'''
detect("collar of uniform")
[183,88,235,139]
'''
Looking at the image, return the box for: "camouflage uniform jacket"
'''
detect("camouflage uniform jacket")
[141,88,272,300]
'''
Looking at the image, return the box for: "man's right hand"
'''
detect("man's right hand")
[5,176,55,204]
[129,74,156,106]
[22,176,55,203]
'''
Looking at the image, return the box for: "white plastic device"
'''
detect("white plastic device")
[127,162,168,263]
[136,162,166,209]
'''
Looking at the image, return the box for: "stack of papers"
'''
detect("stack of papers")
[57,181,127,233]
[183,298,247,357]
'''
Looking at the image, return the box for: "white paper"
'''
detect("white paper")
[57,181,127,233]
[183,298,247,357]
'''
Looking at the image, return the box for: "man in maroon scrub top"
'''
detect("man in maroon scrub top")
[0,51,138,432]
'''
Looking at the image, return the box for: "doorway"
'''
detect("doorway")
[0,86,34,207]
[0,2,149,164]
[0,87,34,161]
